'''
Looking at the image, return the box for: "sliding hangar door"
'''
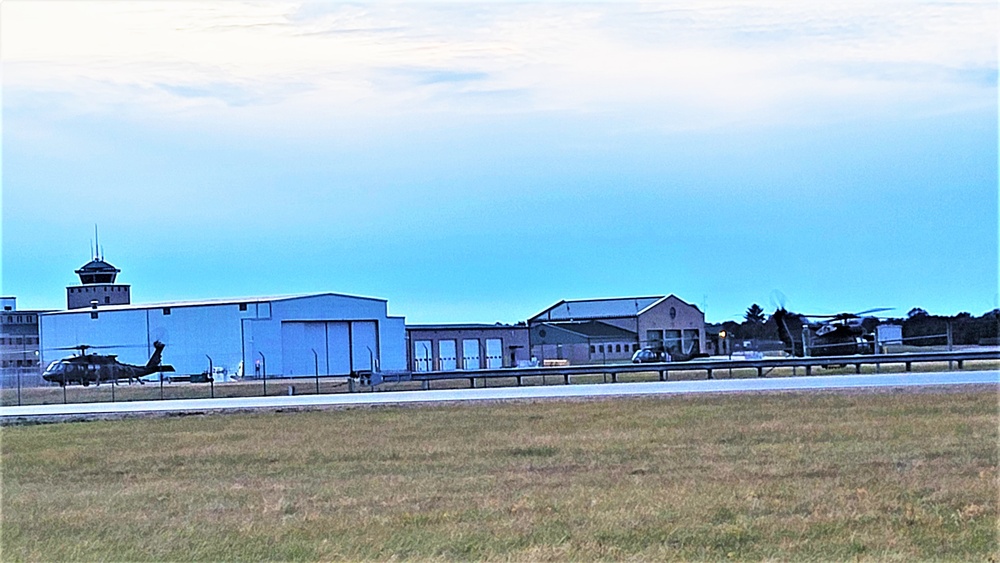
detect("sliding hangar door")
[280,320,379,377]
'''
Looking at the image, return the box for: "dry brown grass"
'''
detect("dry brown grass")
[2,387,997,561]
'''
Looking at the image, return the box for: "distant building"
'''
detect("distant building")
[0,297,52,387]
[528,295,706,364]
[406,324,531,371]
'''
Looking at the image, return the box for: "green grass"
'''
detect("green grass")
[2,388,997,561]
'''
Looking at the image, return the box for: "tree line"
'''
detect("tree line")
[714,304,1000,347]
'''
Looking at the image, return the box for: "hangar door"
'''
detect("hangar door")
[281,321,377,377]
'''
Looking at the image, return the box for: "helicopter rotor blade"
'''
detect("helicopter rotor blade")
[43,344,149,352]
[854,307,894,316]
[769,290,787,311]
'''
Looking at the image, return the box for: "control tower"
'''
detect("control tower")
[66,234,131,310]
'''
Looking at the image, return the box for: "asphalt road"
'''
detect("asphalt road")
[1,370,996,419]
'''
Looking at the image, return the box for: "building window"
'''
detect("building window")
[616,344,622,353]
[598,345,604,353]
[239,303,248,311]
[633,344,639,352]
[91,312,99,320]
[105,297,111,304]
[163,307,171,315]
[589,345,595,354]
[670,307,677,319]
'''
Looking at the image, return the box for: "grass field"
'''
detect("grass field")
[2,388,997,561]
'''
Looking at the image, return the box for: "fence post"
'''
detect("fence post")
[206,355,214,399]
[947,322,954,370]
[259,352,267,396]
[312,349,320,395]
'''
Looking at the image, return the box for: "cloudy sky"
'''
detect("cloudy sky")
[2,1,997,323]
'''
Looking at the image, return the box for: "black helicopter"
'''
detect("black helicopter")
[42,341,175,387]
[772,308,893,357]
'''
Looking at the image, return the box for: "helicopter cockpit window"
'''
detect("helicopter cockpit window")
[44,360,68,374]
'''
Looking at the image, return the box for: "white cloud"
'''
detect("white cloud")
[2,1,995,133]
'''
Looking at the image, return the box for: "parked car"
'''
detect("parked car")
[631,348,670,363]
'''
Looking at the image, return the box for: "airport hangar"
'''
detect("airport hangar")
[39,294,407,379]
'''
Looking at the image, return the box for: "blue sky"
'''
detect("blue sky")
[2,1,997,323]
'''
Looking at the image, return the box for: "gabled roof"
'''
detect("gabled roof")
[637,294,703,316]
[529,294,704,322]
[536,320,637,339]
[529,296,663,322]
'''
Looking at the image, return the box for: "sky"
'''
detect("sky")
[2,1,997,324]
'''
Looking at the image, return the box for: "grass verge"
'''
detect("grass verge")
[2,387,997,560]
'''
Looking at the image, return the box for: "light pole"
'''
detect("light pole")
[719,331,731,377]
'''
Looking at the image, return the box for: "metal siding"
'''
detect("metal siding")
[146,304,242,376]
[379,317,407,371]
[281,322,327,377]
[350,321,378,372]
[39,309,148,368]
[325,322,351,375]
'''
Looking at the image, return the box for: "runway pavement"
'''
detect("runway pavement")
[1,369,996,420]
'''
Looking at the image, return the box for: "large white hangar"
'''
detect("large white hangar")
[39,293,407,379]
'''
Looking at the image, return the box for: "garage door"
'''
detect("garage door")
[281,321,352,376]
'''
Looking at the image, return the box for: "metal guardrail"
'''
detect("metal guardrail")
[399,350,1000,389]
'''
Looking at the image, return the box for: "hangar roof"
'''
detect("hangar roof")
[42,292,387,315]
[535,320,637,339]
[529,294,702,322]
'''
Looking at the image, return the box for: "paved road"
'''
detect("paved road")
[1,370,996,419]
